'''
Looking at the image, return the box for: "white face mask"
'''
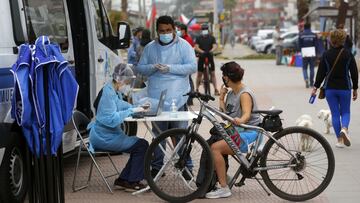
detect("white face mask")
[202,30,209,35]
[119,84,131,95]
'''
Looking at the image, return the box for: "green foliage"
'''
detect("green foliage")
[224,0,237,11]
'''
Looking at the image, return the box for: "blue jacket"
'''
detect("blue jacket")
[88,82,138,152]
[136,36,197,110]
[299,29,317,49]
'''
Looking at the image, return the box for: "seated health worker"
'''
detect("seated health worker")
[87,63,149,192]
[205,61,261,199]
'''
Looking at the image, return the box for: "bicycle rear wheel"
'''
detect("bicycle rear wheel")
[144,129,213,203]
[260,127,335,201]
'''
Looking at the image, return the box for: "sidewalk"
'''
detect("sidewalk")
[63,59,360,203]
[217,43,257,60]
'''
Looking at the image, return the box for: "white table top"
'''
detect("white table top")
[124,111,198,122]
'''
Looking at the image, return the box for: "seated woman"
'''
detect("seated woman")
[206,61,261,199]
[87,63,149,192]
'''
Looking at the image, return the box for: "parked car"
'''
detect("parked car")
[255,33,273,53]
[269,31,300,53]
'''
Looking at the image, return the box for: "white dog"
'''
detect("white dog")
[295,114,313,151]
[317,109,332,134]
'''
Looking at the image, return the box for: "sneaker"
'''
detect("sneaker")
[124,182,147,192]
[305,80,309,88]
[335,142,345,148]
[339,129,351,147]
[205,185,232,199]
[113,178,129,190]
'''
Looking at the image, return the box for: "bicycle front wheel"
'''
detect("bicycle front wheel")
[203,66,211,96]
[260,127,335,202]
[144,128,213,203]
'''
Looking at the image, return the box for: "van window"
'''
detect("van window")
[91,0,104,39]
[91,0,113,40]
[21,0,68,52]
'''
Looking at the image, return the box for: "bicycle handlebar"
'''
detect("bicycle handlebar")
[184,91,215,102]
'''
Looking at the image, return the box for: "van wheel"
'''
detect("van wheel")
[121,121,138,136]
[0,132,28,203]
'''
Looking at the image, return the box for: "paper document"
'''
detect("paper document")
[301,47,316,57]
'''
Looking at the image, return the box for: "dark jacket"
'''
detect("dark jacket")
[314,46,358,90]
[299,29,317,48]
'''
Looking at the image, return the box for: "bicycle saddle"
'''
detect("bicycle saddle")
[252,109,283,116]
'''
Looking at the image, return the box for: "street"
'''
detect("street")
[63,44,360,203]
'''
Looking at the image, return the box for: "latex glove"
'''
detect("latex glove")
[132,107,146,113]
[154,64,169,73]
[140,102,151,110]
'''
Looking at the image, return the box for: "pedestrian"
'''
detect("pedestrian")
[273,25,283,65]
[204,61,261,199]
[136,15,197,178]
[127,27,144,66]
[195,23,220,95]
[177,23,195,47]
[177,23,196,105]
[311,29,358,148]
[299,23,318,88]
[133,29,152,88]
[87,64,150,191]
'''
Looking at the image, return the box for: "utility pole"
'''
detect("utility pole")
[213,0,219,47]
[142,0,146,25]
[138,0,142,25]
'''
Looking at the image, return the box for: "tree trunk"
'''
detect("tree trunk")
[121,0,128,21]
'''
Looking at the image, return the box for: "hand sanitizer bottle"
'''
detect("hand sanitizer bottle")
[170,99,177,118]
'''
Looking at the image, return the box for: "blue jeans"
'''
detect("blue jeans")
[119,139,149,182]
[151,105,193,170]
[302,57,316,85]
[325,89,352,138]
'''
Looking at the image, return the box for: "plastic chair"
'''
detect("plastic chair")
[71,110,120,193]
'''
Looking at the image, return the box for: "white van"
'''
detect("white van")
[0,0,131,202]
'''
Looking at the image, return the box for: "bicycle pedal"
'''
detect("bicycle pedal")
[234,181,245,187]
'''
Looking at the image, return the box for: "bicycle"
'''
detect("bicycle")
[144,92,335,203]
[200,52,212,96]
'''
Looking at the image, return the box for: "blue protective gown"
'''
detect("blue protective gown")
[127,37,140,65]
[31,36,78,155]
[136,36,197,110]
[88,82,138,152]
[11,44,41,154]
[11,36,78,155]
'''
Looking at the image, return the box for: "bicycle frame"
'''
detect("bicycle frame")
[186,99,300,186]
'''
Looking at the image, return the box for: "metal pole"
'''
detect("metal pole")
[43,64,55,203]
[319,0,326,31]
[138,0,142,25]
[142,0,146,25]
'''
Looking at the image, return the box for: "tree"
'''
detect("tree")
[121,0,128,21]
[224,0,237,28]
[297,0,310,21]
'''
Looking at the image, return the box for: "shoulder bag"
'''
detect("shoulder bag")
[318,48,344,99]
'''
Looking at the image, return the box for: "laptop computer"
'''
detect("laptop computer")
[132,89,167,118]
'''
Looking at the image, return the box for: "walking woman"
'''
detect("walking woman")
[311,29,358,148]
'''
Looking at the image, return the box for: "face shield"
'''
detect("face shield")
[113,64,135,83]
[112,63,136,95]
